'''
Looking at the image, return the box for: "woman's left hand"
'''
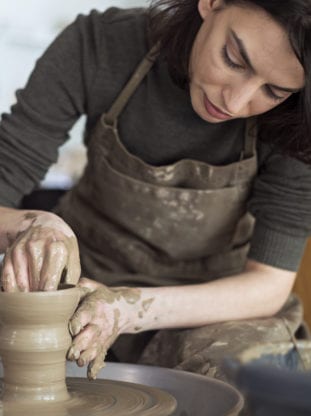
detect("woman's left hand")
[67,277,142,380]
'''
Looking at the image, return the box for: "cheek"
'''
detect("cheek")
[191,43,224,84]
[196,60,227,89]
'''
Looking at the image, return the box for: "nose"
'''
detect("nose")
[222,79,260,115]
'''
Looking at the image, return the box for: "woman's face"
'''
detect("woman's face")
[189,0,305,123]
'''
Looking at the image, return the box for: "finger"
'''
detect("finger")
[67,324,99,360]
[1,252,19,292]
[87,351,107,380]
[10,244,29,292]
[78,277,104,291]
[26,240,44,291]
[69,304,94,336]
[74,278,98,304]
[76,285,93,303]
[78,346,99,367]
[39,241,68,291]
[64,237,81,285]
[86,331,118,380]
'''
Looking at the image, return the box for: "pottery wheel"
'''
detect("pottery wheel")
[1,378,177,416]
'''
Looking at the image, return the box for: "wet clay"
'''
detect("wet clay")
[3,223,81,292]
[68,284,150,379]
[0,288,176,415]
[79,285,142,306]
[2,378,177,416]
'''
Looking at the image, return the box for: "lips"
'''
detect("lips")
[203,94,232,121]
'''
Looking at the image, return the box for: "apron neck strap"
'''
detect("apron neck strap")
[103,44,159,127]
[243,117,257,159]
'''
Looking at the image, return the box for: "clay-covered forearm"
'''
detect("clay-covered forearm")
[124,259,296,333]
[69,264,295,379]
[0,206,70,252]
[0,206,34,252]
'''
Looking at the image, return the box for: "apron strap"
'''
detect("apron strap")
[103,44,159,127]
[243,117,257,159]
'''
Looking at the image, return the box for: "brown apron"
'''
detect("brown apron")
[56,49,304,376]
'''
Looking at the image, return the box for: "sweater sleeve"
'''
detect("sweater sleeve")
[0,10,103,207]
[248,141,311,271]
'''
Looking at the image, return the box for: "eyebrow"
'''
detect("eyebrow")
[229,29,302,94]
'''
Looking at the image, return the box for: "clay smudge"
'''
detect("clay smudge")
[111,287,141,304]
[23,213,38,221]
[99,287,141,305]
[137,298,154,320]
[142,297,154,312]
[210,341,228,348]
[80,286,141,306]
[111,308,121,339]
[71,286,141,337]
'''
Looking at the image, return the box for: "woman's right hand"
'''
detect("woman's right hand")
[0,210,81,292]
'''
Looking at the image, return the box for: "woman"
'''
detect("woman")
[0,0,310,381]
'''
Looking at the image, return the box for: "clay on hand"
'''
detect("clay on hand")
[68,277,141,380]
[1,212,81,292]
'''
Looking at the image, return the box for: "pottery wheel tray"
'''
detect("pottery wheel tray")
[0,361,243,416]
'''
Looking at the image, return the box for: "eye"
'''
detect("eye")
[264,85,285,101]
[221,46,244,70]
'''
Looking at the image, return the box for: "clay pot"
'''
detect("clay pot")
[0,286,79,403]
[0,287,177,416]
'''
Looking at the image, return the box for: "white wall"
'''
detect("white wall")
[0,0,147,28]
[0,0,147,188]
[0,0,147,113]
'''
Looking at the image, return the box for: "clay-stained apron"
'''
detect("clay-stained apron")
[56,47,257,287]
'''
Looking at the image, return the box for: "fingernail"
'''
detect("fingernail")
[78,357,86,367]
[69,321,81,336]
[67,347,74,360]
[68,322,74,335]
[87,367,97,380]
[68,347,80,361]
[88,360,106,381]
[74,350,80,360]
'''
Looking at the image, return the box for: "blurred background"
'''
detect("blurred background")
[0,0,146,188]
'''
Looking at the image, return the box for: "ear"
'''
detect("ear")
[198,0,223,19]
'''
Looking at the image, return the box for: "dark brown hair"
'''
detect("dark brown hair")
[148,0,311,163]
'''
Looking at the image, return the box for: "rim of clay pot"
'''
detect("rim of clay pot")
[0,284,78,297]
